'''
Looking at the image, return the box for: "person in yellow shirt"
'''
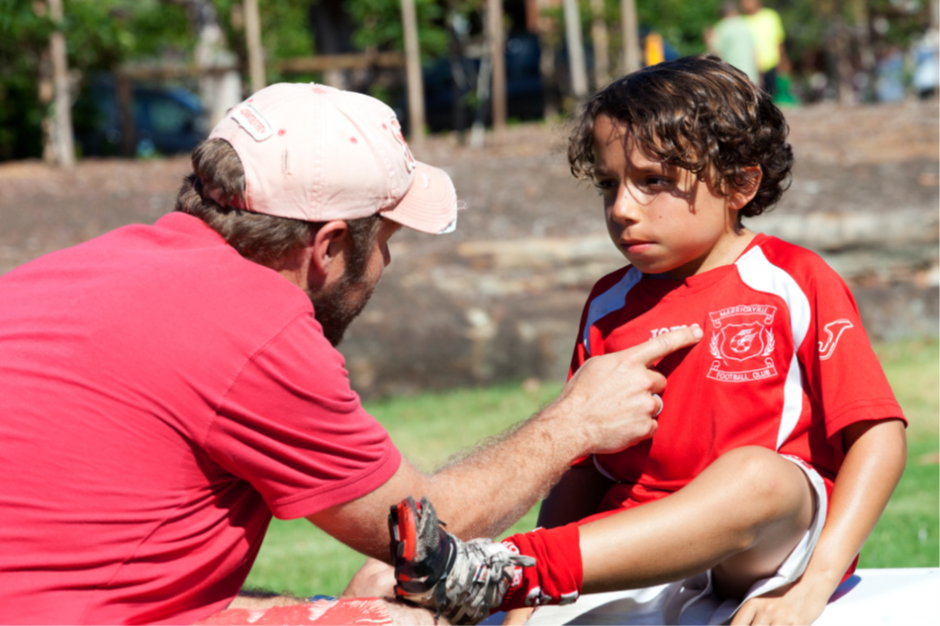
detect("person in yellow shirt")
[741,0,787,97]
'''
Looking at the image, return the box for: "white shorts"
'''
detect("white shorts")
[661,454,829,625]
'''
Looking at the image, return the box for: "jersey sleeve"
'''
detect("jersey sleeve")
[205,314,401,520]
[794,257,905,442]
[568,266,635,380]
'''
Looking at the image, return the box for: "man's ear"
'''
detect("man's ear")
[729,166,763,210]
[306,220,350,289]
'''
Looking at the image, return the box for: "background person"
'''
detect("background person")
[741,0,788,98]
[708,1,760,85]
[0,83,701,625]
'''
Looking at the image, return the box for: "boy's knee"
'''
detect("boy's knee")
[714,447,806,519]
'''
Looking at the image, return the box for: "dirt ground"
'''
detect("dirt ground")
[1,99,937,396]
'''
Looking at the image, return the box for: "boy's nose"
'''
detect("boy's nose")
[610,185,641,224]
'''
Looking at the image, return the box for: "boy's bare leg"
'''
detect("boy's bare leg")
[501,608,534,624]
[579,446,815,599]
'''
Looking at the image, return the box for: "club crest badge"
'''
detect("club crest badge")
[707,304,778,383]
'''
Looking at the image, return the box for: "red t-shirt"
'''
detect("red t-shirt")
[0,213,401,624]
[571,234,905,516]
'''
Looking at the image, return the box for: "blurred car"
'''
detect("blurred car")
[74,77,206,157]
[405,31,545,133]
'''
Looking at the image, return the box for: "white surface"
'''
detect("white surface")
[481,569,939,626]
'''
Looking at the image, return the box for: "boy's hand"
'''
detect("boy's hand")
[553,324,702,457]
[733,419,906,626]
[732,578,831,625]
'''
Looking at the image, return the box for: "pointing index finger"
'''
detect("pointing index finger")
[629,324,704,366]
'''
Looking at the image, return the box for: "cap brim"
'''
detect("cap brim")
[381,162,459,234]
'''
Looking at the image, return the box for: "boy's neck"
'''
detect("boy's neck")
[661,228,758,280]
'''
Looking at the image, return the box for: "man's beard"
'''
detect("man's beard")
[310,272,378,347]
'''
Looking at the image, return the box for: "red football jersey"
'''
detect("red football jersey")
[571,234,905,515]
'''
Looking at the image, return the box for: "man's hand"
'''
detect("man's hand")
[549,324,702,457]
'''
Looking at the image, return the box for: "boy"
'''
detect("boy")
[388,56,907,625]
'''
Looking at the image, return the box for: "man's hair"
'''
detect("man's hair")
[175,139,383,270]
[568,54,793,218]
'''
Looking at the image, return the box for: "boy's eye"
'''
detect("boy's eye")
[593,179,617,194]
[640,176,673,191]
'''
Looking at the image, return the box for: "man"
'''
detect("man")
[0,84,700,624]
[741,0,787,98]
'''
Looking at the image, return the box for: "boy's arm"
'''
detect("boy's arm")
[538,464,613,529]
[733,417,907,626]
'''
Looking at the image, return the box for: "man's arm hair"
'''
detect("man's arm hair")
[228,589,308,610]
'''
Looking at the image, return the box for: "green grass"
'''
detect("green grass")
[243,340,939,596]
[860,339,939,568]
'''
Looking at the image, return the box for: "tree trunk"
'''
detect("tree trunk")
[488,0,506,139]
[833,1,855,105]
[620,0,640,75]
[590,0,610,88]
[244,0,265,94]
[401,0,425,144]
[534,0,559,118]
[563,0,588,99]
[46,0,74,167]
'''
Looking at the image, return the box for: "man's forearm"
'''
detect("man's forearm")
[229,589,309,610]
[309,401,593,560]
[425,400,590,539]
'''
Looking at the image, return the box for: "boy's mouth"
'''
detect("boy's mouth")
[621,239,655,254]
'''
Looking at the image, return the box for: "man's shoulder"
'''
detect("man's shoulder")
[1,212,315,353]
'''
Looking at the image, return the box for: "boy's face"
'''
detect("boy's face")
[592,114,748,280]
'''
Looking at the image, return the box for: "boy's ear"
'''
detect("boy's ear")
[729,166,762,210]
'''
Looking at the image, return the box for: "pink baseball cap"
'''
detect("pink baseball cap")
[207,83,459,234]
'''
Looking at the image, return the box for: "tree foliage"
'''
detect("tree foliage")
[347,0,448,58]
[0,0,933,160]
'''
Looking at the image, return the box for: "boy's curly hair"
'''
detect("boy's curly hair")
[568,55,793,218]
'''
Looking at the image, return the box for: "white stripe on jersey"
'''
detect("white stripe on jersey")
[735,246,811,450]
[583,267,643,356]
